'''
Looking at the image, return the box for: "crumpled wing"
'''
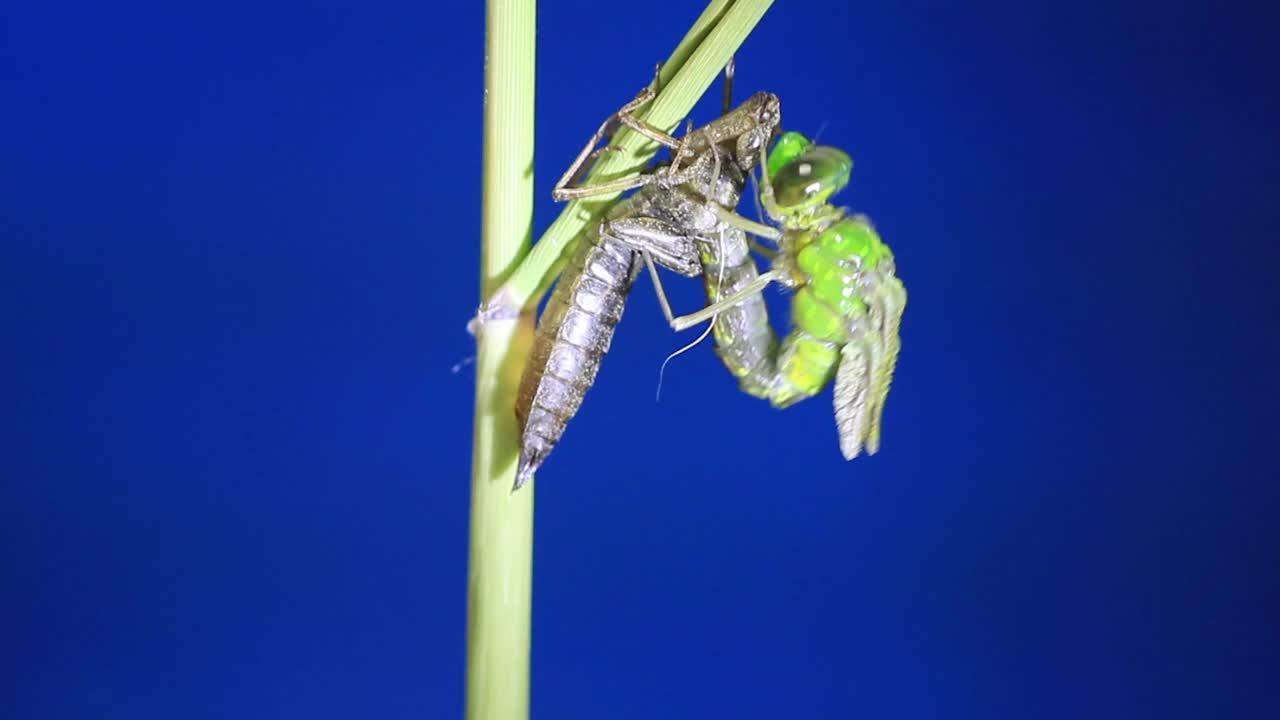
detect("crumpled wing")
[833,339,874,460]
[864,275,907,454]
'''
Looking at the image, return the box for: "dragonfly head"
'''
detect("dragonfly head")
[764,131,853,218]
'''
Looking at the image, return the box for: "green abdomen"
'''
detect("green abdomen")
[770,221,882,407]
[770,287,843,407]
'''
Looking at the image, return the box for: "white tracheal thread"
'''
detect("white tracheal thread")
[656,144,730,402]
[750,172,766,229]
[655,229,725,402]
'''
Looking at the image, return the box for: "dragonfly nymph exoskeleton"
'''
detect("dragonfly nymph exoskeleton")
[513,83,781,489]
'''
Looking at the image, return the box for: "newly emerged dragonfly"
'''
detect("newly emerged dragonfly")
[655,131,909,460]
[513,83,780,489]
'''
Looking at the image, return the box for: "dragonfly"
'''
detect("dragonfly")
[651,130,909,460]
[514,81,781,489]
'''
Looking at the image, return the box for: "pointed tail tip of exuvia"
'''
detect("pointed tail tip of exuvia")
[512,459,536,493]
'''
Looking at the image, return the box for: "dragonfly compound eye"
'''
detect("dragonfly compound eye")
[766,131,812,180]
[771,146,853,211]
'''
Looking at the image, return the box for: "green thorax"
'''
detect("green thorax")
[789,218,891,341]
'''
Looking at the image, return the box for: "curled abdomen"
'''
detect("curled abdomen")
[701,227,777,399]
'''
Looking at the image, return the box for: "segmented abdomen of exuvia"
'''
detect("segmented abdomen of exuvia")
[514,231,637,486]
[701,226,777,399]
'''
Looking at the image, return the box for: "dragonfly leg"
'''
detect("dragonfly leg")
[599,215,707,329]
[713,205,784,243]
[706,144,723,209]
[603,215,777,335]
[556,58,749,202]
[601,216,702,278]
[616,113,683,153]
[560,145,622,189]
[666,119,700,178]
[550,85,655,199]
[641,251,681,327]
[670,270,781,332]
[612,63,684,151]
[754,141,784,222]
[721,56,735,115]
[747,172,776,248]
[553,168,657,201]
[660,141,718,204]
[552,126,689,202]
[552,85,674,202]
[747,237,778,259]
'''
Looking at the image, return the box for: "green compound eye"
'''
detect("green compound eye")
[766,131,812,180]
[771,145,853,210]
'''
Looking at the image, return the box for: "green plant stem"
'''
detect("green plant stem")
[466,2,773,718]
[481,0,774,315]
[468,0,535,718]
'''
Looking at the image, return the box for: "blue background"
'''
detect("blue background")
[4,1,1277,718]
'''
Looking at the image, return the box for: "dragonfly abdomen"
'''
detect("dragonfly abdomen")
[769,219,882,408]
[514,233,637,487]
[701,228,778,399]
[771,326,841,408]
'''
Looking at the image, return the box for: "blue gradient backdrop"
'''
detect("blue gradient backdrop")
[4,1,1277,718]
